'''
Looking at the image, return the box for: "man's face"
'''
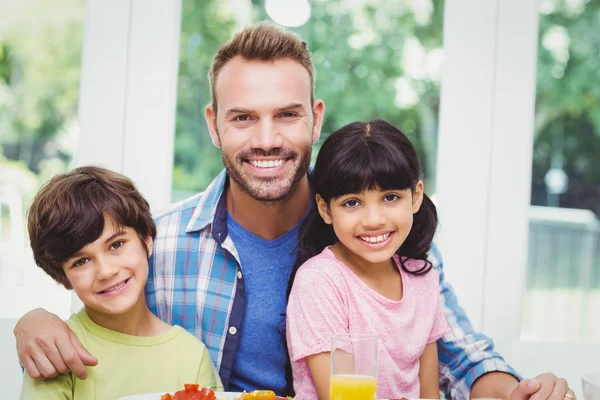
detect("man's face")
[206,56,324,202]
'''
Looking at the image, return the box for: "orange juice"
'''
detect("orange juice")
[330,374,377,400]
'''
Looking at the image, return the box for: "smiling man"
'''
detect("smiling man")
[14,22,575,400]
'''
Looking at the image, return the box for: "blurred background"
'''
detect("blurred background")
[0,0,598,397]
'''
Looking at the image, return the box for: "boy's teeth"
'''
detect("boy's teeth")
[251,159,284,168]
[104,280,126,293]
[360,233,390,243]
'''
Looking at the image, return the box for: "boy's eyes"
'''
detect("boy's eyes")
[70,240,126,268]
[72,258,89,268]
[110,240,125,250]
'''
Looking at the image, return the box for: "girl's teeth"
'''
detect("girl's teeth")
[361,233,390,243]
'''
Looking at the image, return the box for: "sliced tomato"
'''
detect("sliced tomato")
[160,394,173,400]
[172,384,215,400]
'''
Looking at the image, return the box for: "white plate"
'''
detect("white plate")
[119,391,242,400]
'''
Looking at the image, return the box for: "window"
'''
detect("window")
[172,0,445,201]
[0,0,85,319]
[522,0,600,343]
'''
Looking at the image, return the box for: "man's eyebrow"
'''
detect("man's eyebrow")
[276,103,306,113]
[225,108,254,118]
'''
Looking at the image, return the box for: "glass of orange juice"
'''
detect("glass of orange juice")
[330,334,380,400]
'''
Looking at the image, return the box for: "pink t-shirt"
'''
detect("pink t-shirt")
[286,247,450,399]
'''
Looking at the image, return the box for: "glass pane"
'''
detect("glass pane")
[522,0,600,343]
[0,0,85,319]
[173,0,445,201]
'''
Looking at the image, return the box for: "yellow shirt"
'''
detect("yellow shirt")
[20,310,223,399]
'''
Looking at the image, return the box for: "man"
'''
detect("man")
[15,22,574,400]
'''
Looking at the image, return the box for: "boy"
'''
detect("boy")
[21,166,223,399]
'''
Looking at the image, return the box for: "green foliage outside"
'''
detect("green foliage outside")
[0,0,598,213]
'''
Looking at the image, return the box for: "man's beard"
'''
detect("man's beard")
[222,144,312,202]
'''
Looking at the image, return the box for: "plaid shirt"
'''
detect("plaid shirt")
[145,169,520,398]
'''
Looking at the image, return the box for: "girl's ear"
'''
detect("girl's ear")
[412,180,425,214]
[316,194,333,225]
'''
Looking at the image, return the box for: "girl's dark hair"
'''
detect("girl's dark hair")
[282,120,438,396]
[289,119,438,294]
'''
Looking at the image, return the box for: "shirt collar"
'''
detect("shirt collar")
[185,169,228,243]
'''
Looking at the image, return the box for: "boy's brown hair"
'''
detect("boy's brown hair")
[208,21,315,115]
[27,166,157,287]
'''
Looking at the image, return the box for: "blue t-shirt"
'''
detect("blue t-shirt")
[226,212,300,395]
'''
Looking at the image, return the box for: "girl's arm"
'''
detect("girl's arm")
[306,352,331,400]
[419,343,440,399]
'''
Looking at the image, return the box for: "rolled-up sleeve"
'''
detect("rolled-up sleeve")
[429,243,521,400]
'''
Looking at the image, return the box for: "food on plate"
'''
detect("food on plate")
[237,390,289,399]
[160,384,216,400]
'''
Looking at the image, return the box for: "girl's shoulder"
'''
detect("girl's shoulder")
[295,247,348,282]
[395,256,441,286]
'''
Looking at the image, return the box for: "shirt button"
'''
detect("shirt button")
[237,271,243,279]
[229,326,237,335]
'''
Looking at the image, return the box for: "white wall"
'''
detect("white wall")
[73,0,182,312]
[436,0,538,358]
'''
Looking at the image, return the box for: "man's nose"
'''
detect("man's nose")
[249,118,284,151]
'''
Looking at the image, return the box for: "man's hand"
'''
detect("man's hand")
[14,308,98,380]
[510,373,575,400]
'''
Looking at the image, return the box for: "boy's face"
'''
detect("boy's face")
[62,215,152,316]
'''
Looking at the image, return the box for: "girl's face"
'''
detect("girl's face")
[317,183,424,265]
[62,215,152,317]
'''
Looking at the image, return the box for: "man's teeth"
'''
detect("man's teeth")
[250,159,284,168]
[360,233,391,244]
[103,280,127,293]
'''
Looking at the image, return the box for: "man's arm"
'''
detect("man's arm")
[431,244,573,400]
[14,308,97,380]
[430,243,521,399]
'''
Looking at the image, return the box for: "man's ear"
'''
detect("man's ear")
[311,99,325,143]
[316,194,332,224]
[205,105,221,148]
[412,180,424,214]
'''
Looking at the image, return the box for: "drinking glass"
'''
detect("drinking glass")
[330,334,380,400]
[582,372,600,400]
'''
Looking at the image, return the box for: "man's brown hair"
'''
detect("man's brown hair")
[208,21,315,115]
[27,166,157,287]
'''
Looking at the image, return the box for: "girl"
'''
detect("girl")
[286,120,449,399]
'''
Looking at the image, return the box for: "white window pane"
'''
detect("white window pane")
[0,0,85,319]
[522,0,600,344]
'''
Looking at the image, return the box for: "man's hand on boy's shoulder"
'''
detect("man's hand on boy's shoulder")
[14,308,98,380]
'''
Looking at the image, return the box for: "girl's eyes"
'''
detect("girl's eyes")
[383,193,400,202]
[342,199,360,208]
